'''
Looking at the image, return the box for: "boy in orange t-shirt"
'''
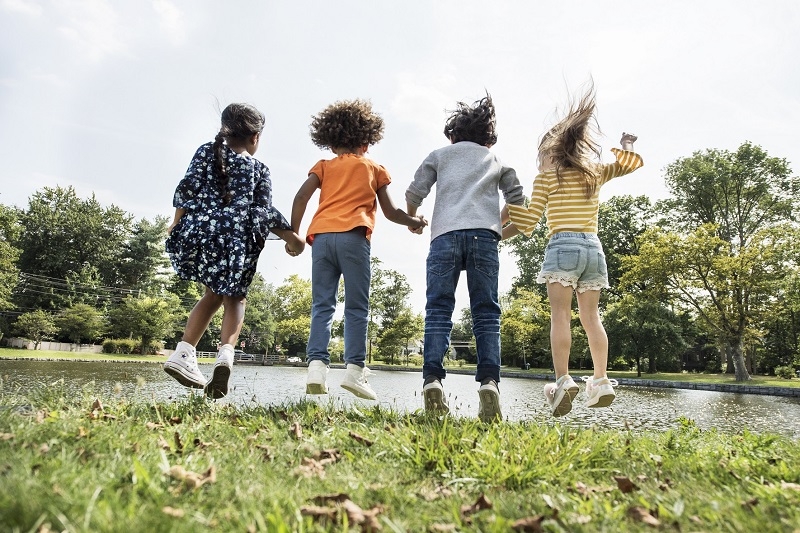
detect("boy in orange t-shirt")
[291,99,427,400]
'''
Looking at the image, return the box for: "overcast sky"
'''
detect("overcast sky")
[1,0,798,314]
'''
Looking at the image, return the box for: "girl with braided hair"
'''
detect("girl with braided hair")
[505,82,643,417]
[164,103,304,398]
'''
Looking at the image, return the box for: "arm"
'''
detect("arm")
[291,173,320,233]
[501,223,521,240]
[270,228,305,256]
[377,185,427,230]
[168,207,185,234]
[602,133,644,183]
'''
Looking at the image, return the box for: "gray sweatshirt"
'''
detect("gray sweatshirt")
[405,141,525,241]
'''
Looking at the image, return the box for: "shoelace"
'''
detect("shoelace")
[358,366,376,383]
[581,376,619,387]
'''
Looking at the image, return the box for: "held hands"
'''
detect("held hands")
[408,215,428,235]
[285,233,306,257]
[620,132,638,151]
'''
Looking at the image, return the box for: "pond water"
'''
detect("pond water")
[2,360,799,439]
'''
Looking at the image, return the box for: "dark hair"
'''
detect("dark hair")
[212,103,265,204]
[443,93,498,147]
[539,82,602,198]
[309,99,384,151]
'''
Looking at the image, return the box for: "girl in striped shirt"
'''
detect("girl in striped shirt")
[504,85,643,417]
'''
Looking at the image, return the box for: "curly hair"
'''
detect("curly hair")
[539,82,602,198]
[212,103,265,205]
[309,99,384,151]
[443,93,497,147]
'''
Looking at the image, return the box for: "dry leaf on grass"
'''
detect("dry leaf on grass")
[162,506,185,518]
[461,493,493,517]
[614,476,638,493]
[510,515,545,532]
[294,457,327,478]
[157,435,171,450]
[145,422,164,430]
[289,422,303,440]
[0,433,13,441]
[303,494,383,532]
[627,506,660,527]
[742,497,759,509]
[173,432,184,452]
[349,431,374,447]
[167,465,216,490]
[429,524,457,532]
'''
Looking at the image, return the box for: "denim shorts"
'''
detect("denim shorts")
[537,232,609,292]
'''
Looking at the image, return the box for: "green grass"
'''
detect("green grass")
[1,382,799,532]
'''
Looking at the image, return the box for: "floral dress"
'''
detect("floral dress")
[165,142,291,296]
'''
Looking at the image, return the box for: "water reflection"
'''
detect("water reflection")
[2,360,798,439]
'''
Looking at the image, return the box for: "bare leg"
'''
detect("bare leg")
[576,289,607,378]
[547,282,575,379]
[182,287,223,345]
[220,295,246,347]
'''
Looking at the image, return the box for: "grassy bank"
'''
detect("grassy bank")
[1,383,799,532]
[3,347,798,390]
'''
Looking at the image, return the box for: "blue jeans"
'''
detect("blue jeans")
[423,229,501,383]
[306,229,370,367]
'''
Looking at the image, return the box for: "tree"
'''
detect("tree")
[55,303,107,346]
[0,204,21,311]
[117,216,171,293]
[239,274,277,352]
[500,289,549,368]
[271,275,312,355]
[376,308,424,364]
[603,295,687,376]
[622,223,799,381]
[14,310,57,349]
[108,294,182,354]
[16,186,133,309]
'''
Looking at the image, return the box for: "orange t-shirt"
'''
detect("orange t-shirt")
[306,153,391,243]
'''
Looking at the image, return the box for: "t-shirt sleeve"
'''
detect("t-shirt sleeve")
[374,163,391,190]
[309,160,325,181]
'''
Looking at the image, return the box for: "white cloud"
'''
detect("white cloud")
[1,0,42,16]
[56,0,128,63]
[152,0,186,45]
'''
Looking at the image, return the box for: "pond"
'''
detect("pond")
[2,360,799,439]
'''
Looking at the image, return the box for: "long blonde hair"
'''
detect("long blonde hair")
[540,82,602,198]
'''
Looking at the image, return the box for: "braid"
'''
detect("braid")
[212,131,231,205]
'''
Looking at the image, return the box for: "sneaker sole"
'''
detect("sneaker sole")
[163,363,205,389]
[306,382,328,395]
[478,389,502,422]
[423,388,450,415]
[341,383,377,400]
[552,385,579,417]
[587,392,616,408]
[205,365,231,399]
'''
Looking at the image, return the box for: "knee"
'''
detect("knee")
[223,295,246,309]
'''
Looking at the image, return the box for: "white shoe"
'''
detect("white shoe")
[543,375,579,417]
[583,376,618,407]
[305,360,329,394]
[163,341,205,389]
[423,378,449,415]
[205,344,234,399]
[341,364,377,400]
[478,379,502,422]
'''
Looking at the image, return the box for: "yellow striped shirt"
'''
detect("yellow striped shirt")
[507,148,643,238]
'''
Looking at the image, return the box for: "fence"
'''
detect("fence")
[5,337,103,353]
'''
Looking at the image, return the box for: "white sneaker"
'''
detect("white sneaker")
[583,376,618,408]
[478,379,502,423]
[340,364,377,400]
[543,375,579,417]
[205,344,234,399]
[305,360,329,394]
[423,377,449,415]
[163,341,205,389]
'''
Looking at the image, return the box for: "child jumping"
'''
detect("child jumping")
[291,99,427,400]
[405,93,525,422]
[164,103,305,399]
[505,83,643,416]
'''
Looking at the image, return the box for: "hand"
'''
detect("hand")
[285,234,305,257]
[408,215,427,234]
[620,132,638,150]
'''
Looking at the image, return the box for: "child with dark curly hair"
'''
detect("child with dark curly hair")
[405,93,525,422]
[291,99,427,400]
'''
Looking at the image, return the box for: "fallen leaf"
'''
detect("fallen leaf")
[627,506,660,527]
[77,427,88,438]
[91,399,104,412]
[145,422,164,430]
[289,422,302,440]
[510,515,545,532]
[300,505,337,520]
[461,493,493,517]
[0,433,13,441]
[35,410,47,423]
[429,524,457,532]
[157,435,171,450]
[167,465,216,490]
[174,432,183,452]
[169,416,182,425]
[194,438,213,449]
[314,493,351,504]
[294,458,326,478]
[781,482,800,491]
[614,476,638,493]
[742,497,759,510]
[39,443,50,454]
[349,431,374,447]
[162,506,185,517]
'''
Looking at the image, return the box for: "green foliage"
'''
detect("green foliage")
[102,338,138,354]
[774,366,795,379]
[55,303,107,345]
[0,204,21,311]
[13,309,57,349]
[108,294,182,355]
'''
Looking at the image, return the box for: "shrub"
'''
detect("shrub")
[774,365,795,379]
[102,339,137,354]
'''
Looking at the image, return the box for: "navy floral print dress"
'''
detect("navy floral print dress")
[166,142,291,296]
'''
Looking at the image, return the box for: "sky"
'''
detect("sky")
[1,0,798,315]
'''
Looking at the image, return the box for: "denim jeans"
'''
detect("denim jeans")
[423,229,501,383]
[306,229,370,367]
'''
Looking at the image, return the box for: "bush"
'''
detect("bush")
[774,365,795,379]
[103,339,137,354]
